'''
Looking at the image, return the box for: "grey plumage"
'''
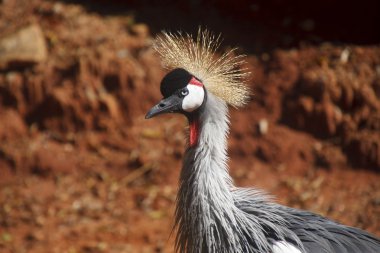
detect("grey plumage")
[147,29,380,253]
[174,92,380,253]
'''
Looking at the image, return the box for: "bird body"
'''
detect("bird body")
[146,29,380,253]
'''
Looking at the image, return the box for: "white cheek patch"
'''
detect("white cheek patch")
[182,84,205,112]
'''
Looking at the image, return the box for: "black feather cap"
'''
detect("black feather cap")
[160,68,192,98]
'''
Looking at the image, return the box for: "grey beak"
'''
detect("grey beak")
[145,94,182,119]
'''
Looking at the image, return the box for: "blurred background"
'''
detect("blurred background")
[0,0,379,252]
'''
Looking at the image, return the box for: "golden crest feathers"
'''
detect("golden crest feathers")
[153,28,250,107]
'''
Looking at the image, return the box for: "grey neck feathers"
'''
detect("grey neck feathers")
[174,93,299,253]
[175,93,234,253]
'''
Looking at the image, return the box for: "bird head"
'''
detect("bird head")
[145,68,206,119]
[145,28,250,120]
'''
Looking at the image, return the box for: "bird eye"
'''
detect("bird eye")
[180,89,189,97]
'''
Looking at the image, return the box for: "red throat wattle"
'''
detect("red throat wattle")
[189,119,200,147]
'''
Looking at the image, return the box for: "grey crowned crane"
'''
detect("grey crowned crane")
[145,29,380,253]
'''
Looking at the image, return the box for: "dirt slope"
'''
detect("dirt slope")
[0,1,379,252]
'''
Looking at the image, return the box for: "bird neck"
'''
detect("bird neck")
[176,93,236,252]
[184,93,232,185]
[176,93,298,253]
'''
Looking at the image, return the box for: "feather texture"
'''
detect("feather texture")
[153,28,250,107]
[174,92,380,253]
[175,93,303,253]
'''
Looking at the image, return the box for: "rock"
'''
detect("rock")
[257,119,269,135]
[0,24,47,68]
[340,48,350,64]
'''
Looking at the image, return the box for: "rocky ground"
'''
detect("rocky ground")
[0,1,379,252]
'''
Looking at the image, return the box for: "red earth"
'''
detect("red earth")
[0,1,379,252]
